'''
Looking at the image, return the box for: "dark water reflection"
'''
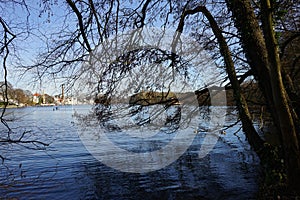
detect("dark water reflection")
[0,106,260,199]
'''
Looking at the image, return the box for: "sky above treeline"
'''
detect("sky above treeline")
[1,1,225,97]
[1,1,70,96]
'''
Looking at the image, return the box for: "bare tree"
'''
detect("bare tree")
[0,1,49,163]
[2,0,300,196]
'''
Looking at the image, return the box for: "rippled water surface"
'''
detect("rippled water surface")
[0,105,260,199]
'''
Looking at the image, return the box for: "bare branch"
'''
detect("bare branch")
[66,0,92,52]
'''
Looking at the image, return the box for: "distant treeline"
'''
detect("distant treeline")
[94,82,263,107]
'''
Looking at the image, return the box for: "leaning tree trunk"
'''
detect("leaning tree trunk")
[226,0,300,190]
[198,6,265,152]
[175,5,265,152]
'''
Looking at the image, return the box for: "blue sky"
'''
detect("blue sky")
[1,1,226,97]
[1,1,70,95]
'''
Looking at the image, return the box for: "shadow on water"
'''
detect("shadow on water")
[75,105,260,199]
[0,106,260,199]
[77,132,260,200]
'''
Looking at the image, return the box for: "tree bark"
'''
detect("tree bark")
[260,0,300,189]
[176,5,264,152]
[198,6,264,152]
[225,0,278,124]
[226,0,300,190]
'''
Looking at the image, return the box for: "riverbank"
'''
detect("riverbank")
[0,103,79,109]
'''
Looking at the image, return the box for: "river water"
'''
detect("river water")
[0,105,260,199]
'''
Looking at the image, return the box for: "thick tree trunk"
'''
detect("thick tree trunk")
[260,0,300,189]
[225,0,277,124]
[226,0,300,190]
